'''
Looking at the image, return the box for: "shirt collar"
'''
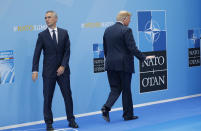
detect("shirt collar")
[48,27,58,32]
[116,21,124,25]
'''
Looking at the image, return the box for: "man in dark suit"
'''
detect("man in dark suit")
[101,11,154,122]
[32,11,78,130]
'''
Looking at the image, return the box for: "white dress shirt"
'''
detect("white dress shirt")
[48,27,58,44]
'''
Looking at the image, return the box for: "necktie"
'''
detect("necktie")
[52,30,57,44]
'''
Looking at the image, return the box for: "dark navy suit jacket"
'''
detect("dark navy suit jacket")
[32,27,70,78]
[103,22,146,73]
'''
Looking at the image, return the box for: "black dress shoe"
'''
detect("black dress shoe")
[68,119,79,128]
[124,116,138,121]
[101,106,110,122]
[46,124,54,131]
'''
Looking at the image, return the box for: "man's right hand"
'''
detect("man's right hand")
[146,55,155,59]
[32,72,38,82]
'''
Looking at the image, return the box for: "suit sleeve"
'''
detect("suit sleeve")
[61,30,70,67]
[103,34,107,57]
[124,28,146,61]
[32,33,43,72]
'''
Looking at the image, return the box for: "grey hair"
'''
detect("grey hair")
[116,11,131,21]
[46,10,58,18]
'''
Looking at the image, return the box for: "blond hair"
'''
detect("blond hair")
[116,11,131,21]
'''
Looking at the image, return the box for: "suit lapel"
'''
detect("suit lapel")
[45,29,52,41]
[45,28,57,48]
[57,28,62,46]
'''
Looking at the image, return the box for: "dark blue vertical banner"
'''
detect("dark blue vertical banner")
[93,43,105,73]
[188,29,201,67]
[137,11,167,93]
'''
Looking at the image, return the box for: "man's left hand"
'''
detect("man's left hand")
[57,66,65,76]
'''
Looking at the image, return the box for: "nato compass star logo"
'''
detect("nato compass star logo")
[188,29,201,48]
[144,20,161,43]
[93,43,104,58]
[138,11,166,52]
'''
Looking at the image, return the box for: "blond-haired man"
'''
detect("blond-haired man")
[101,11,154,122]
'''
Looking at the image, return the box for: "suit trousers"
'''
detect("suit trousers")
[104,70,133,118]
[43,74,74,124]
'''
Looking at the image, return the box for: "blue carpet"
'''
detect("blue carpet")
[5,96,201,131]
